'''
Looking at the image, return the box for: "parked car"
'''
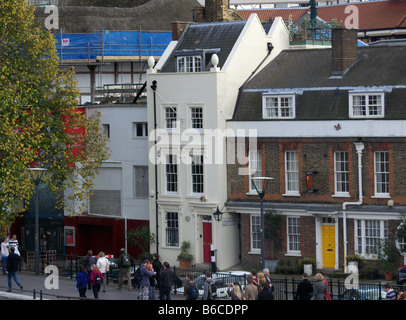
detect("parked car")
[176,271,250,299]
[335,286,387,300]
[396,265,406,285]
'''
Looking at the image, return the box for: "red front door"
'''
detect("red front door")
[203,222,212,263]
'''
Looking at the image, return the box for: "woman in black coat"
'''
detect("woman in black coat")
[258,282,274,300]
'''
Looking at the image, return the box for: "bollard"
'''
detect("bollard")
[210,245,216,273]
[33,289,36,300]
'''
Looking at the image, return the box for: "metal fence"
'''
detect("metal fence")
[19,255,406,300]
[170,268,405,301]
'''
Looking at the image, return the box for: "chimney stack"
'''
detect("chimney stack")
[331,27,358,76]
[172,21,189,41]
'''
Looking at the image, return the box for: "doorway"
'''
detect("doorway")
[322,218,336,269]
[202,217,212,264]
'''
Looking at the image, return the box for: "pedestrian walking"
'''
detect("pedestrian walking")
[202,271,216,300]
[258,282,274,300]
[83,250,96,289]
[117,248,135,291]
[384,283,397,300]
[257,272,267,287]
[5,247,23,292]
[152,253,163,291]
[227,282,244,300]
[76,264,89,298]
[295,273,313,300]
[250,269,259,287]
[311,273,331,300]
[159,261,174,300]
[147,261,157,300]
[96,251,109,292]
[263,268,272,285]
[184,274,199,300]
[89,264,103,299]
[139,259,155,300]
[244,275,258,300]
[1,236,9,275]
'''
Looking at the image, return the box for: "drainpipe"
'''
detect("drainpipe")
[343,141,364,271]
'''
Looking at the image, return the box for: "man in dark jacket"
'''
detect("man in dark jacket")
[295,273,313,300]
[159,261,174,300]
[117,248,135,290]
[6,247,23,292]
[152,254,163,290]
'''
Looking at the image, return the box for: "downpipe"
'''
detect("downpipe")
[343,141,364,271]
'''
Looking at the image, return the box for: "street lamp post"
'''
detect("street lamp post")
[251,177,273,271]
[28,168,47,275]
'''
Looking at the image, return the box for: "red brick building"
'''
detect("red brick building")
[226,28,406,271]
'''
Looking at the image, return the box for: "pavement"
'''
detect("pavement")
[0,271,185,300]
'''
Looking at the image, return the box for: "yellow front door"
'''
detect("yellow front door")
[322,225,335,268]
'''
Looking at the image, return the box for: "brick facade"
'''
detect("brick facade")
[228,137,405,270]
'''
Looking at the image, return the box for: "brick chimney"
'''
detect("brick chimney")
[331,27,358,76]
[172,21,190,41]
[205,0,233,22]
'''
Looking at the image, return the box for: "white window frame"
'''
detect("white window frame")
[287,216,301,255]
[191,154,204,195]
[165,154,178,194]
[374,151,390,198]
[190,106,203,130]
[133,122,148,138]
[355,219,388,258]
[176,55,202,73]
[262,94,295,119]
[334,151,350,197]
[250,215,261,253]
[165,211,179,247]
[248,150,262,193]
[284,150,300,196]
[349,92,385,118]
[164,106,178,130]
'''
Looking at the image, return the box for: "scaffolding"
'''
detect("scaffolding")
[55,30,172,64]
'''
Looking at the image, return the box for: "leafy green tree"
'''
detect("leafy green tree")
[126,226,156,260]
[0,0,110,230]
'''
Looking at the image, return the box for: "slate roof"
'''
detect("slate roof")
[232,45,406,121]
[160,20,247,72]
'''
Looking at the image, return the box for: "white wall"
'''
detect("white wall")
[86,104,150,221]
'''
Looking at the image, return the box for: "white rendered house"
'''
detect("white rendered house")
[146,14,290,270]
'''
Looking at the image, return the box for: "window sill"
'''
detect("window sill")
[248,251,260,255]
[282,193,301,197]
[371,195,391,199]
[332,193,350,198]
[285,252,301,257]
[246,192,261,196]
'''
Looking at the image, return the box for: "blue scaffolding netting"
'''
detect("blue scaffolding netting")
[54,31,172,60]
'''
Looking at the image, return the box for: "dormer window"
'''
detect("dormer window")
[349,92,384,118]
[262,94,295,119]
[177,55,202,73]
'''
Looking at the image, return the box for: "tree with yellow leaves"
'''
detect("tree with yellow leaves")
[0,0,110,230]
